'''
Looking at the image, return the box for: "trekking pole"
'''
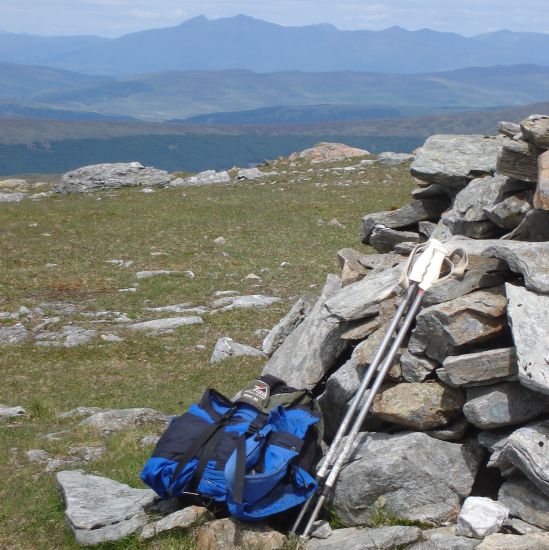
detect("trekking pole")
[292,239,467,538]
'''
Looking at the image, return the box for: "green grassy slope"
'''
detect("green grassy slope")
[0,156,416,548]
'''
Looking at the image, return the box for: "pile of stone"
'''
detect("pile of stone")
[258,115,549,548]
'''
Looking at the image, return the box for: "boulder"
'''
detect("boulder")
[440,175,508,238]
[463,383,549,429]
[408,287,508,362]
[496,138,538,183]
[444,237,549,294]
[0,323,29,345]
[262,275,348,389]
[520,113,549,148]
[140,506,209,541]
[412,184,449,199]
[360,199,448,243]
[439,348,517,388]
[195,517,285,550]
[210,337,266,364]
[306,525,422,550]
[483,194,532,230]
[79,407,169,434]
[56,471,156,545]
[504,517,544,534]
[331,431,482,525]
[372,382,464,430]
[340,317,379,340]
[455,496,508,538]
[490,420,549,497]
[237,167,277,180]
[505,284,549,396]
[410,134,506,189]
[377,151,415,165]
[127,316,203,335]
[499,476,549,530]
[56,162,172,193]
[170,169,230,186]
[535,149,549,209]
[369,226,420,253]
[476,532,549,549]
[289,142,369,164]
[262,293,316,355]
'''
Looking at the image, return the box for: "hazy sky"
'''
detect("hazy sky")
[1,0,548,38]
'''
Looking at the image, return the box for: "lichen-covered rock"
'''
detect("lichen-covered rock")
[463,383,549,429]
[372,382,464,430]
[56,162,172,193]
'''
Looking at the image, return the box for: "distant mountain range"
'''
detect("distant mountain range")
[2,63,549,122]
[1,15,549,75]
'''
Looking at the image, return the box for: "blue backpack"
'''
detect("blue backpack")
[140,375,323,521]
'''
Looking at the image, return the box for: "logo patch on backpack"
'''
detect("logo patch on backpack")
[238,379,271,407]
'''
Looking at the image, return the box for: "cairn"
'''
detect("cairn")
[262,115,549,548]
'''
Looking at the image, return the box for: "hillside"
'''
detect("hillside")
[2,15,549,75]
[2,101,549,176]
[2,64,549,122]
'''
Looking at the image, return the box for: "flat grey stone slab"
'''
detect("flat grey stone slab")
[306,525,422,550]
[0,404,27,420]
[127,316,203,334]
[57,470,156,545]
[410,134,506,189]
[262,274,347,389]
[440,348,518,388]
[79,407,169,434]
[210,294,281,312]
[476,532,549,549]
[0,323,29,345]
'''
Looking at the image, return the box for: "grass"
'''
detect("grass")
[0,155,416,548]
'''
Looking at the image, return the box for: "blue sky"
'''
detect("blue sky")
[1,0,548,37]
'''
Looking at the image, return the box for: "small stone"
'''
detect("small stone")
[139,506,208,541]
[210,337,266,364]
[0,405,27,420]
[119,287,138,293]
[79,408,169,434]
[126,316,203,335]
[456,496,508,538]
[310,520,332,539]
[210,294,280,312]
[141,187,155,193]
[244,273,262,281]
[135,270,180,279]
[101,333,124,343]
[213,236,226,245]
[140,435,160,447]
[400,351,438,383]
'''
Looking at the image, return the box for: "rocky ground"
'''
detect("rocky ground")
[1,129,548,549]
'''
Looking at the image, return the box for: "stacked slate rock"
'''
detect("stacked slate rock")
[262,117,549,549]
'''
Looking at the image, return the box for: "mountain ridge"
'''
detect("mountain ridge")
[1,15,549,75]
